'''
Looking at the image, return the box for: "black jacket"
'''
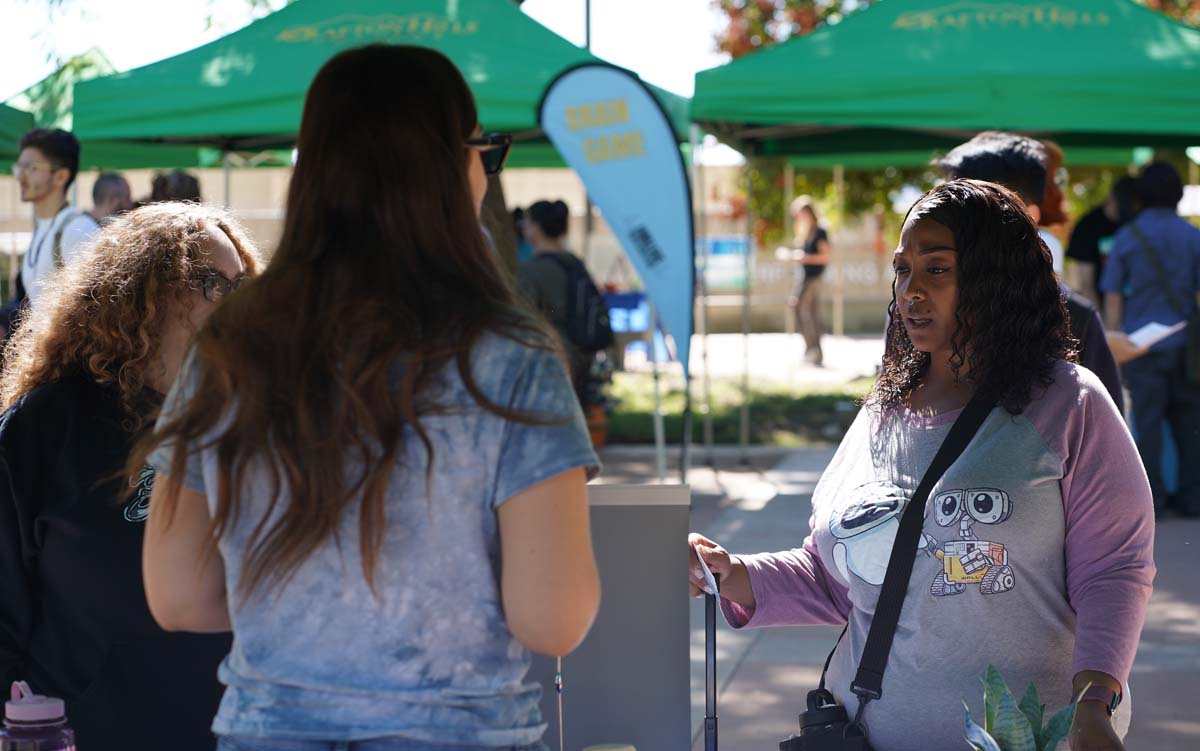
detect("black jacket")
[0,374,229,751]
[1064,288,1126,416]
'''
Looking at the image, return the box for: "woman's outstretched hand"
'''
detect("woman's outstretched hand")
[688,533,756,611]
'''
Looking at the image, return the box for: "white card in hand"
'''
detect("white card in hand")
[696,551,720,595]
[1128,320,1187,350]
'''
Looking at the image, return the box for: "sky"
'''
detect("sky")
[0,0,730,101]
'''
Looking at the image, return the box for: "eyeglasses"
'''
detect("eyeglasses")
[10,160,54,177]
[466,132,513,175]
[1054,166,1070,189]
[191,269,246,302]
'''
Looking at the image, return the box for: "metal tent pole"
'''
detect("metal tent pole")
[691,131,715,466]
[738,143,754,462]
[650,304,667,483]
[223,152,232,209]
[832,163,846,338]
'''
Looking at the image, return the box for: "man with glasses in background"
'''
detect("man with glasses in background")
[1,129,99,341]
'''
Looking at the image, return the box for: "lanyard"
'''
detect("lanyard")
[26,204,72,269]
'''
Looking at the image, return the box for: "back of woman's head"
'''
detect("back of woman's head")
[527,200,570,239]
[141,44,551,599]
[1,203,258,426]
[874,179,1075,413]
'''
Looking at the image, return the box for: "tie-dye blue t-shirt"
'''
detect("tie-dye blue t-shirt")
[149,333,599,746]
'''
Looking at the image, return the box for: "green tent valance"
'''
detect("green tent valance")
[0,103,35,172]
[73,0,689,152]
[786,146,1137,171]
[694,0,1200,153]
[6,51,252,172]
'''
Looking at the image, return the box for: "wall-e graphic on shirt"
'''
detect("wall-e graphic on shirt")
[830,481,939,587]
[924,488,1016,596]
[828,482,1016,595]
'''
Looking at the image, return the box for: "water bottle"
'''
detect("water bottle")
[0,682,74,751]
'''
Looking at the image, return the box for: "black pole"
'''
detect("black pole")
[705,592,718,751]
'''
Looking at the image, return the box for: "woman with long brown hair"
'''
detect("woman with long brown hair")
[0,202,258,751]
[137,45,600,750]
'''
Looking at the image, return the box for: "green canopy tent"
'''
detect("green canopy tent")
[693,0,1200,155]
[0,104,35,173]
[7,50,252,172]
[71,0,691,266]
[692,0,1200,456]
[72,0,690,154]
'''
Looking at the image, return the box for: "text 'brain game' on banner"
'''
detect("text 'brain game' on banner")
[539,64,694,374]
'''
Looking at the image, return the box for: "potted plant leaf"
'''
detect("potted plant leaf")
[964,665,1084,751]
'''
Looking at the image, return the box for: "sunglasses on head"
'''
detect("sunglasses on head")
[466,132,513,175]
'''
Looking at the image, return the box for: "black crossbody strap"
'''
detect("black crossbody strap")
[850,392,995,702]
[1128,223,1187,320]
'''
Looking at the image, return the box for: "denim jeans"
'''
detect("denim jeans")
[217,738,548,751]
[1123,346,1200,514]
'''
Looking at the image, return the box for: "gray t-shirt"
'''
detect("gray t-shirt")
[150,333,599,745]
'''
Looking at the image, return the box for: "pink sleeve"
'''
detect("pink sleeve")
[720,518,852,629]
[1028,363,1156,686]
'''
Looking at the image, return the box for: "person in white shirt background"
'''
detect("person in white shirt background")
[1,129,99,341]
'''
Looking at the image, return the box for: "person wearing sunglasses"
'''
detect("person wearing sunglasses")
[0,202,259,751]
[467,131,512,176]
[1037,140,1070,277]
[0,129,100,343]
[135,45,598,751]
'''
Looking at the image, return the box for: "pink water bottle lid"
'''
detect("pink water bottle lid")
[5,682,64,724]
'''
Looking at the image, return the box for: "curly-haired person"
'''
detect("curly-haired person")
[688,180,1153,751]
[0,202,259,751]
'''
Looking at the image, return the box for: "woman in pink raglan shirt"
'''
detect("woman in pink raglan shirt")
[690,180,1154,751]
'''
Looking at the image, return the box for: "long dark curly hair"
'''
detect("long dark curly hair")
[869,179,1078,414]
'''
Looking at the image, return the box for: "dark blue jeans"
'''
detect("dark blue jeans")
[217,739,548,751]
[1123,347,1200,513]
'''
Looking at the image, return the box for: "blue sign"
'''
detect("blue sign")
[539,64,694,372]
[699,236,750,291]
[604,291,651,333]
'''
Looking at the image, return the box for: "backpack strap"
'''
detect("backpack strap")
[51,209,86,269]
[536,250,583,277]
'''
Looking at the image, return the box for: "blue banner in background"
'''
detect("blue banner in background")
[539,64,694,374]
